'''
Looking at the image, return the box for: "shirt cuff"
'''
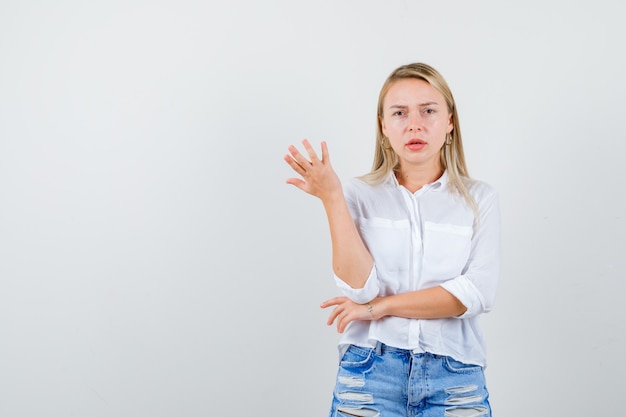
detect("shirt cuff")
[333,265,379,304]
[440,276,487,318]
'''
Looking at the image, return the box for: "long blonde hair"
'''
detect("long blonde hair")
[359,62,477,215]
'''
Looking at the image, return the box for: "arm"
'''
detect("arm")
[321,287,465,333]
[284,139,373,288]
[371,286,466,319]
[439,188,501,318]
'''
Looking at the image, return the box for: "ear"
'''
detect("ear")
[380,116,388,137]
[446,114,453,134]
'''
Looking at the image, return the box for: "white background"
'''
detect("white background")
[1,1,624,416]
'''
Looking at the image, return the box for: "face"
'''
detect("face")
[380,78,453,171]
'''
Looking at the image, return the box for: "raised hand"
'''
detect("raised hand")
[284,139,343,202]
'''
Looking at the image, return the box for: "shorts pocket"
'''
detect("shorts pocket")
[339,345,376,373]
[443,356,482,374]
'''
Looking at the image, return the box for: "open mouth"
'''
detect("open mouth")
[406,138,426,150]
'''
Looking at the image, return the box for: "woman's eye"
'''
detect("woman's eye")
[424,108,435,114]
[393,111,404,116]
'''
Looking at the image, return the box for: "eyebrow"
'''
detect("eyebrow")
[387,102,441,109]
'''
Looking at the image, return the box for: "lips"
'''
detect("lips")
[406,138,426,150]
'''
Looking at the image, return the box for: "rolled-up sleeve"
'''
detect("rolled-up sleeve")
[440,188,501,319]
[334,264,380,304]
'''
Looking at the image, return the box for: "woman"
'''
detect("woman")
[284,62,500,417]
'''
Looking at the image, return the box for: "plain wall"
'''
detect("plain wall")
[1,1,624,416]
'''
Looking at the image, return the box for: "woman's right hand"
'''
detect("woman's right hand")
[284,139,343,202]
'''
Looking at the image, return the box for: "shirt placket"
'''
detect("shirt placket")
[400,187,425,348]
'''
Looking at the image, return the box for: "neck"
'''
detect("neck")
[395,163,443,193]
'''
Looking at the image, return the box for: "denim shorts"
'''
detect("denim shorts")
[329,342,491,417]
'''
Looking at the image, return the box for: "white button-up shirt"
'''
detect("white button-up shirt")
[334,171,501,367]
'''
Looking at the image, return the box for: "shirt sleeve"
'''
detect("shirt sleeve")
[440,186,501,318]
[334,264,380,304]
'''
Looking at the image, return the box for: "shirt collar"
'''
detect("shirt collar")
[388,170,449,192]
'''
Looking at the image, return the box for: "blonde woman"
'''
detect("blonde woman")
[284,62,500,417]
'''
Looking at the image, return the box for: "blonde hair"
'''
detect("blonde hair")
[359,62,477,215]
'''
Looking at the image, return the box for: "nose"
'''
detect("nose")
[408,113,422,132]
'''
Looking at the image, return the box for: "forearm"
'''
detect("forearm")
[370,286,467,320]
[323,193,373,289]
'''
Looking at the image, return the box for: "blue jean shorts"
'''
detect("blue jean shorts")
[329,342,491,417]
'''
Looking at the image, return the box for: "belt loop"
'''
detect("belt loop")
[375,341,383,355]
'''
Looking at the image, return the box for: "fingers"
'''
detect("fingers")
[283,153,307,177]
[285,139,326,169]
[320,141,330,164]
[288,141,312,166]
[285,147,309,174]
[321,297,344,329]
[284,177,305,189]
[320,296,346,308]
[321,297,354,334]
[284,139,336,198]
[335,308,355,334]
[326,306,348,333]
[301,139,321,164]
[321,297,377,333]
[326,305,341,327]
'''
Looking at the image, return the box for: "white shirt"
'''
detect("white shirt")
[334,171,501,367]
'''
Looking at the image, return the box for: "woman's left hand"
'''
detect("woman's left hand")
[321,296,378,334]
